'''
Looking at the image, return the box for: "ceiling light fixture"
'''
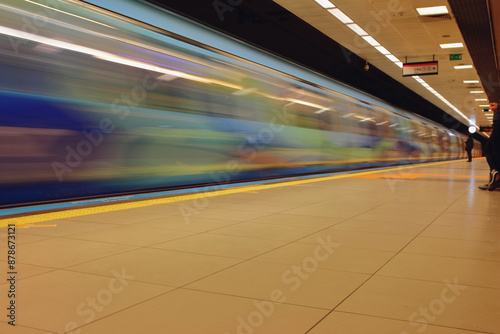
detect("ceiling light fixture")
[463,80,479,84]
[416,6,448,16]
[439,43,464,49]
[346,23,368,36]
[454,65,473,69]
[362,35,380,46]
[327,8,353,23]
[314,0,335,9]
[413,76,476,128]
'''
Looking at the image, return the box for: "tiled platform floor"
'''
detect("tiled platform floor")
[1,158,499,334]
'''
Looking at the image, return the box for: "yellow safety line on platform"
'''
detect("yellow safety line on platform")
[0,159,464,227]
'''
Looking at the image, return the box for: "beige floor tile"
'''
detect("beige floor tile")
[67,247,241,286]
[298,228,414,252]
[14,220,110,237]
[152,233,287,259]
[76,289,328,334]
[337,276,500,333]
[331,219,427,236]
[66,224,195,247]
[0,322,49,333]
[362,208,441,221]
[115,203,189,215]
[308,311,487,334]
[17,238,136,269]
[190,207,274,221]
[0,270,172,333]
[403,236,500,261]
[253,242,394,274]
[186,260,369,309]
[0,229,49,250]
[377,252,500,289]
[352,212,436,224]
[0,261,55,280]
[282,204,365,219]
[208,221,322,241]
[132,215,240,232]
[216,202,292,213]
[433,212,500,230]
[421,224,500,243]
[248,213,342,228]
[69,210,168,224]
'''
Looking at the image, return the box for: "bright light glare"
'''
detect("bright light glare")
[385,54,400,63]
[439,43,464,49]
[374,46,390,55]
[362,36,380,46]
[416,6,448,16]
[346,23,368,36]
[413,76,476,128]
[314,0,335,9]
[327,8,353,23]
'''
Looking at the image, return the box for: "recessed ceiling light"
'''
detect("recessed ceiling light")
[440,43,464,49]
[362,36,380,46]
[346,23,368,36]
[476,99,488,101]
[470,91,484,94]
[374,46,390,55]
[463,80,479,84]
[416,6,448,16]
[314,0,335,9]
[454,65,473,69]
[327,8,353,23]
[385,54,400,62]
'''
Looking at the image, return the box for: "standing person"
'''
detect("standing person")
[465,134,473,162]
[479,102,500,190]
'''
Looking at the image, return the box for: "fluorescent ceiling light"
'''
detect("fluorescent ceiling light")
[470,91,484,94]
[454,65,473,69]
[440,43,464,49]
[476,99,488,101]
[416,6,448,16]
[374,46,390,55]
[314,0,335,9]
[463,80,479,83]
[327,8,353,23]
[385,54,400,63]
[362,35,380,46]
[479,105,490,107]
[346,23,368,36]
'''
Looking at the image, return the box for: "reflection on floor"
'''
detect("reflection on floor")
[1,158,499,334]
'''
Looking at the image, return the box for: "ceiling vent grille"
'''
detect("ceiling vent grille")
[419,14,452,23]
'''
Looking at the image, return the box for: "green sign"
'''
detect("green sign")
[449,54,462,61]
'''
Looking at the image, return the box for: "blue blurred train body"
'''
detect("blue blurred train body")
[0,0,478,207]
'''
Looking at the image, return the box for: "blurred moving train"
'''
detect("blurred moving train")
[0,0,480,207]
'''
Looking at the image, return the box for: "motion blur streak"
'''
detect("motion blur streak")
[0,0,480,207]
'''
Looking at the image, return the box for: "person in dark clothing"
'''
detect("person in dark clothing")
[479,102,500,190]
[465,134,473,162]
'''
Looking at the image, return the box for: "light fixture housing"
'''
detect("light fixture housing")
[416,6,449,16]
[439,43,464,49]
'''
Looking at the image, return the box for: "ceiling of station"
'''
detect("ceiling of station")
[143,0,498,139]
[272,0,499,136]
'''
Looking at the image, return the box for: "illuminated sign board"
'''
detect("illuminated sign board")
[403,61,439,76]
